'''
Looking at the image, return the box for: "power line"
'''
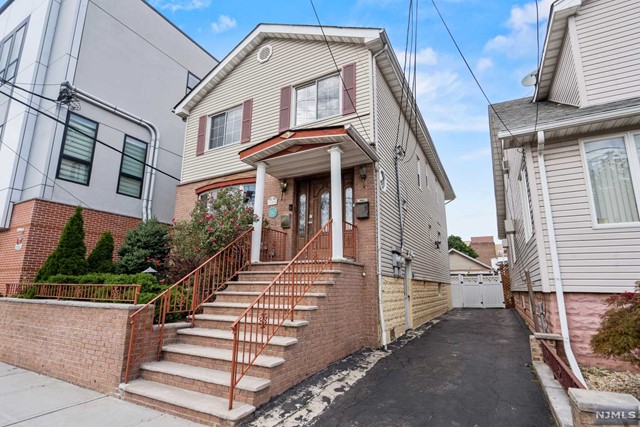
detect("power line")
[533,0,541,133]
[308,0,372,143]
[0,88,181,181]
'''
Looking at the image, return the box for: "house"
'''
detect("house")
[449,248,493,275]
[120,24,455,425]
[0,0,216,286]
[490,0,640,379]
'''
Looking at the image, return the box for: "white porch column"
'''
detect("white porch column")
[251,162,267,262]
[328,147,343,260]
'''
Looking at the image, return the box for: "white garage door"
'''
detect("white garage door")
[450,274,505,309]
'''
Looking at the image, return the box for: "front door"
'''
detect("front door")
[295,172,353,253]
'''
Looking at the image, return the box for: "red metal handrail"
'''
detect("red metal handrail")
[5,283,140,304]
[540,340,585,390]
[260,227,288,262]
[342,220,357,260]
[124,227,253,383]
[229,219,333,409]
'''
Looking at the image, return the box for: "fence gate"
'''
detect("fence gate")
[450,274,505,309]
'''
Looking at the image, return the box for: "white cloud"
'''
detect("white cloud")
[485,0,554,58]
[395,47,438,67]
[150,0,210,12]
[211,15,237,33]
[476,57,494,72]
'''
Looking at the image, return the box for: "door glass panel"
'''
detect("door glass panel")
[345,187,353,223]
[320,191,330,226]
[298,194,307,235]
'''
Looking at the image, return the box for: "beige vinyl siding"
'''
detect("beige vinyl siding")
[535,136,640,293]
[503,146,542,292]
[181,38,371,183]
[548,29,581,107]
[376,66,449,283]
[574,0,640,106]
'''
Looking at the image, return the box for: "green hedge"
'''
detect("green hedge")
[43,273,161,293]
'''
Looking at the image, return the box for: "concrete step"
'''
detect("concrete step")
[140,361,271,406]
[202,301,318,318]
[215,290,326,305]
[190,314,309,337]
[122,379,255,426]
[177,328,297,357]
[162,343,284,379]
[225,280,335,293]
[237,270,341,282]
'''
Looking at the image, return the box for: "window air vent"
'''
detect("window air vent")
[257,45,273,63]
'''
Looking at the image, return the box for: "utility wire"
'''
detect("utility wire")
[308,0,372,143]
[533,0,541,133]
[0,88,181,181]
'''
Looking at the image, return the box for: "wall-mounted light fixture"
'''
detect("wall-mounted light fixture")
[434,240,442,249]
[280,179,288,199]
[359,165,367,188]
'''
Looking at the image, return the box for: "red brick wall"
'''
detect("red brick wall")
[0,299,143,394]
[0,199,140,288]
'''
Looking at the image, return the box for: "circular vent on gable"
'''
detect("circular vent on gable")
[257,45,273,63]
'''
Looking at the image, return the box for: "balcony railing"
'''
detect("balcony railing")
[5,283,140,304]
[260,227,288,262]
[343,220,357,260]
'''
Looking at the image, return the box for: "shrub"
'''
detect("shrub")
[35,207,88,281]
[591,283,640,366]
[166,188,256,281]
[87,232,114,273]
[116,218,170,275]
[42,273,158,292]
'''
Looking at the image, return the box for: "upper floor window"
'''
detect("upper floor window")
[57,113,98,185]
[118,135,147,198]
[295,74,340,126]
[209,105,242,149]
[186,72,200,94]
[583,133,640,225]
[0,23,26,85]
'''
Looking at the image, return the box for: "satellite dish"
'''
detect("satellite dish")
[521,69,538,87]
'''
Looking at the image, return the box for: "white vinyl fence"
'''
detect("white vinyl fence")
[450,274,505,309]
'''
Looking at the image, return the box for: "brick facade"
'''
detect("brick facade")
[0,199,140,289]
[0,299,142,394]
[469,236,496,267]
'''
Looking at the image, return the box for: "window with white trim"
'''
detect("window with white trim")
[294,74,340,126]
[57,113,98,185]
[519,166,533,242]
[583,134,640,225]
[209,105,242,149]
[417,156,422,189]
[198,183,256,210]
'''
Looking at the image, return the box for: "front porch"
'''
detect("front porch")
[240,125,378,264]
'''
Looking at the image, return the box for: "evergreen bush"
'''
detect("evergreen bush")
[116,218,170,275]
[35,207,88,282]
[87,232,115,273]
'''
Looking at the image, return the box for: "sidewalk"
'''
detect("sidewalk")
[0,362,200,427]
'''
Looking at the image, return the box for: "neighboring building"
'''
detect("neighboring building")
[468,235,498,266]
[120,24,455,423]
[449,248,493,275]
[0,0,216,285]
[490,0,640,375]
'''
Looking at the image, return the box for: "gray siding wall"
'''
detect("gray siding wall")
[574,0,640,106]
[548,28,581,107]
[502,146,543,292]
[376,66,449,283]
[181,38,371,183]
[534,136,640,293]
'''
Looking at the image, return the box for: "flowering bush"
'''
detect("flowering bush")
[166,188,257,281]
[591,282,640,366]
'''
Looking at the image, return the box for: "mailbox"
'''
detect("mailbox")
[355,198,369,219]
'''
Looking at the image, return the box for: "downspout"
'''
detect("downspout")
[372,45,388,349]
[536,130,587,387]
[62,82,159,221]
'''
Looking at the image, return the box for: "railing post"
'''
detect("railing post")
[229,325,239,410]
[290,262,295,321]
[191,269,200,327]
[134,285,141,305]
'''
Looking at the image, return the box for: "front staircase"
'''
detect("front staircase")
[121,262,341,426]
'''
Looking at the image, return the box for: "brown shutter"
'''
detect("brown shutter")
[342,63,356,115]
[196,115,207,156]
[279,86,291,133]
[241,98,253,143]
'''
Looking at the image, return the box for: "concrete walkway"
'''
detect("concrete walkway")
[0,363,201,427]
[310,309,554,426]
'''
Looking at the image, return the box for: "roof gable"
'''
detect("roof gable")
[448,249,493,270]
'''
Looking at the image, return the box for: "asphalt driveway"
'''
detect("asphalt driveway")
[310,309,553,427]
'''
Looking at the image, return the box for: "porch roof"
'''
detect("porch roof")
[238,124,379,179]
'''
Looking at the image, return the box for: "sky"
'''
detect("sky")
[149,0,554,241]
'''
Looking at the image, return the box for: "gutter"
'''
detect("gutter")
[537,130,587,387]
[372,45,388,349]
[63,82,160,221]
